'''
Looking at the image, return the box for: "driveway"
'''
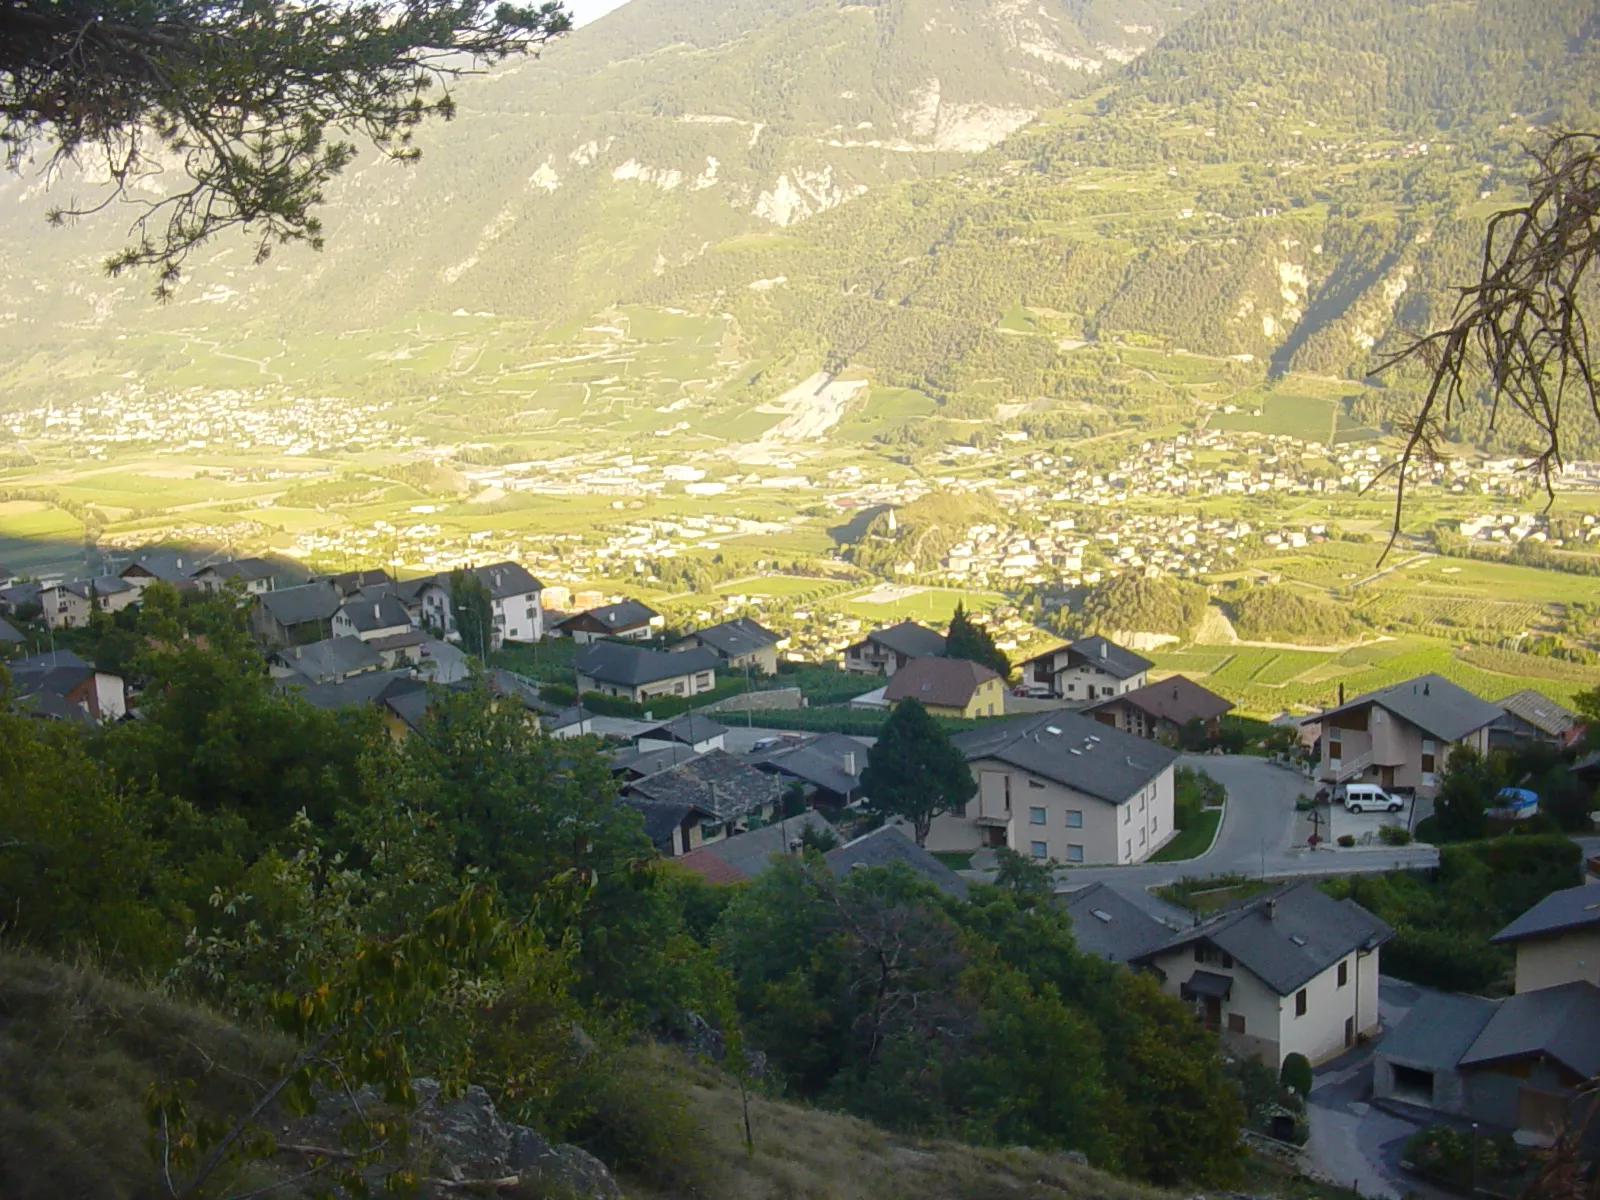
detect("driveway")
[1304,977,1439,1200]
[1051,755,1439,890]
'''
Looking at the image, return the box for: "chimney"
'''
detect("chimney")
[1423,682,1430,696]
[1337,682,1345,705]
[374,603,381,619]
[843,751,857,777]
[1100,642,1108,659]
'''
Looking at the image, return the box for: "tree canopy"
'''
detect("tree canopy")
[1,0,570,295]
[860,698,977,846]
[945,602,1010,677]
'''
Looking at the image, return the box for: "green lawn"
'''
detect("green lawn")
[837,586,1005,624]
[1209,392,1337,443]
[933,851,974,871]
[1150,808,1223,863]
[715,574,838,598]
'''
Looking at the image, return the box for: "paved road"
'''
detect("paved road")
[1051,755,1439,891]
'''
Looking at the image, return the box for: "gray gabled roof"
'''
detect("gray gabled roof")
[574,641,719,687]
[1378,990,1498,1074]
[1459,981,1600,1079]
[952,710,1178,805]
[273,637,384,683]
[1304,674,1504,742]
[1495,689,1579,738]
[1060,882,1193,964]
[337,593,412,633]
[1132,879,1392,997]
[1490,884,1600,945]
[752,731,867,796]
[883,655,1000,708]
[0,617,24,645]
[682,617,781,660]
[562,599,657,632]
[465,561,542,600]
[639,712,730,747]
[1068,636,1154,680]
[195,557,277,582]
[610,745,696,779]
[864,620,947,659]
[258,581,342,628]
[289,669,424,712]
[825,826,969,900]
[1087,675,1233,726]
[120,550,197,582]
[681,811,834,881]
[624,749,780,821]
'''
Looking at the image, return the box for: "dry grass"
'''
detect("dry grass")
[0,951,287,1200]
[629,1051,1175,1200]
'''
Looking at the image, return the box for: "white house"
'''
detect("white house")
[1131,880,1391,1069]
[925,711,1179,865]
[574,642,719,704]
[332,593,414,643]
[419,562,544,649]
[1018,635,1152,701]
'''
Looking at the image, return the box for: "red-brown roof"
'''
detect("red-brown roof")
[884,656,1000,709]
[1091,675,1233,725]
[674,847,750,885]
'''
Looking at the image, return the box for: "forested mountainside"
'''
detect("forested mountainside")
[0,0,1191,341]
[628,0,1600,452]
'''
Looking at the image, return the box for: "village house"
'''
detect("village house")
[251,581,343,647]
[674,811,835,885]
[675,617,781,675]
[1304,674,1504,796]
[1059,882,1192,964]
[332,593,414,643]
[637,713,729,755]
[1491,689,1584,750]
[1085,675,1234,743]
[1489,884,1600,993]
[924,711,1178,864]
[270,637,385,686]
[555,599,660,644]
[191,557,279,596]
[1019,635,1152,701]
[118,551,200,594]
[750,731,866,808]
[1132,880,1391,1069]
[622,749,782,856]
[541,706,596,740]
[8,649,128,722]
[418,562,544,648]
[574,642,719,703]
[0,617,24,652]
[843,620,947,676]
[883,655,1005,719]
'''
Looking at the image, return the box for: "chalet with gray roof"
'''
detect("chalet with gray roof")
[637,712,728,754]
[332,593,414,643]
[575,642,719,703]
[8,649,127,722]
[922,711,1178,865]
[1490,884,1600,993]
[623,749,782,856]
[119,551,201,591]
[1303,674,1504,796]
[675,617,782,675]
[270,637,385,686]
[1375,981,1600,1145]
[843,620,946,676]
[252,581,343,647]
[1132,880,1391,1068]
[674,811,834,885]
[0,616,24,650]
[1019,635,1152,702]
[192,557,279,595]
[0,581,42,617]
[1085,674,1233,743]
[556,599,659,644]
[417,562,544,649]
[751,731,866,807]
[1491,689,1583,749]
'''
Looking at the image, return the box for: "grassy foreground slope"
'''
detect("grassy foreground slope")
[0,949,1174,1200]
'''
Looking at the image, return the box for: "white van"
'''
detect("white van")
[1342,784,1402,814]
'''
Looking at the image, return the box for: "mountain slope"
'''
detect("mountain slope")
[0,0,1196,341]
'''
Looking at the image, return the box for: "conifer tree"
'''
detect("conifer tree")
[861,699,977,846]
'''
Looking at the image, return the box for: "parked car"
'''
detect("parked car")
[1341,783,1402,814]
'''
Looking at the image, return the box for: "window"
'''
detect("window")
[1221,952,1234,969]
[1028,778,1045,789]
[1194,944,1207,964]
[1103,686,1115,698]
[1124,806,1131,824]
[1227,1013,1246,1035]
[1337,961,1349,988]
[1125,839,1132,859]
[673,683,685,695]
[1029,806,1047,825]
[954,802,968,818]
[1065,810,1083,828]
[1139,828,1146,846]
[1003,775,1012,811]
[1030,841,1048,859]
[1066,844,1084,863]
[1140,793,1146,811]
[1295,989,1308,1017]
[1151,816,1158,833]
[1066,682,1076,694]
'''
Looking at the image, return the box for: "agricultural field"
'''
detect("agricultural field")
[0,501,86,573]
[715,575,842,598]
[834,585,1006,624]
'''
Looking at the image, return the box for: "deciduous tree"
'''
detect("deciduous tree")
[861,698,977,846]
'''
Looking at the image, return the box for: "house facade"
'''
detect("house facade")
[1304,674,1503,796]
[1133,881,1390,1069]
[883,656,1005,719]
[1085,674,1233,742]
[556,599,659,644]
[332,594,414,643]
[675,617,781,675]
[574,642,719,703]
[418,562,544,649]
[922,712,1178,864]
[1490,884,1600,993]
[192,558,278,596]
[843,620,947,676]
[1019,635,1152,701]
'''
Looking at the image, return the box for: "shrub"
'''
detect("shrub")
[570,1050,717,1193]
[540,682,577,706]
[1336,834,1355,847]
[1279,1053,1313,1098]
[1378,825,1412,846]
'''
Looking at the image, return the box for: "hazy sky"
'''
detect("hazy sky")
[568,0,629,25]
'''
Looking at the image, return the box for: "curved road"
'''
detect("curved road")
[1051,755,1439,891]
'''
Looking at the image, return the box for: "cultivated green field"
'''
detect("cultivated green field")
[835,586,1006,624]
